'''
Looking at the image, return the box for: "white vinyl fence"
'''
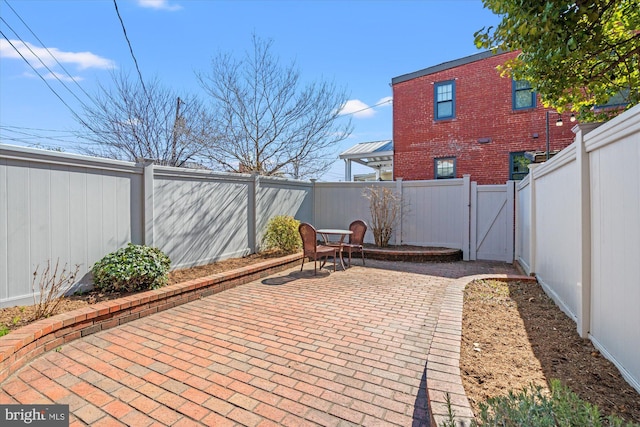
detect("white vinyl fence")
[516,104,640,393]
[4,107,638,393]
[470,182,515,263]
[2,152,519,308]
[0,145,312,307]
[313,177,473,254]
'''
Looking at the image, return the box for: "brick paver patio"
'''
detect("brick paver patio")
[0,259,522,426]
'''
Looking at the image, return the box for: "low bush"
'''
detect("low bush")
[31,260,80,320]
[474,379,638,426]
[262,215,301,254]
[363,186,401,247]
[91,243,171,293]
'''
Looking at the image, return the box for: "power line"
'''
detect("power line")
[0,126,92,145]
[2,127,69,139]
[0,16,93,113]
[0,125,114,144]
[1,0,99,108]
[342,98,393,116]
[113,0,148,96]
[0,125,81,134]
[0,29,90,128]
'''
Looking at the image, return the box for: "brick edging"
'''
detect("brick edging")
[427,274,538,427]
[363,247,463,263]
[0,254,303,384]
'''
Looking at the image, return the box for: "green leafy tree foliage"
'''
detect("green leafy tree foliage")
[475,0,640,121]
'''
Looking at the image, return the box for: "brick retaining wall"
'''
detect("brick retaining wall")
[0,254,302,383]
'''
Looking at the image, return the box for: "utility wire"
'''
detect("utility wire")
[113,0,148,97]
[341,98,393,116]
[0,29,91,128]
[0,16,94,116]
[0,131,79,146]
[1,0,99,108]
[0,124,81,134]
[0,127,98,148]
[0,124,108,137]
[112,0,164,150]
[1,126,76,138]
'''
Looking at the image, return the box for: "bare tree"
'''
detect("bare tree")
[197,35,352,179]
[78,72,216,167]
[363,186,401,247]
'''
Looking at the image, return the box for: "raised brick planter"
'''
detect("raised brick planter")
[0,254,302,383]
[364,246,463,262]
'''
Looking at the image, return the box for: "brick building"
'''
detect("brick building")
[391,50,576,184]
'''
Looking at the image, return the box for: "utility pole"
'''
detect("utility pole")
[171,97,183,165]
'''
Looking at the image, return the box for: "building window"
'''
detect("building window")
[513,80,536,110]
[595,88,630,109]
[435,157,456,179]
[509,152,531,180]
[435,80,455,120]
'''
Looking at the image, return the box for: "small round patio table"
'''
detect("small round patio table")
[316,229,353,270]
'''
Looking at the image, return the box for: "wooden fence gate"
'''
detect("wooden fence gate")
[470,182,515,262]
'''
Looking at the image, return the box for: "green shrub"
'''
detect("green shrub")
[91,243,171,293]
[474,379,639,427]
[262,215,301,254]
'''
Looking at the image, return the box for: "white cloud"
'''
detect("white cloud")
[339,97,393,118]
[339,99,376,118]
[0,39,116,71]
[377,96,393,107]
[137,0,182,11]
[42,72,83,82]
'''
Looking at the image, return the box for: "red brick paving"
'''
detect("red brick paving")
[1,260,525,426]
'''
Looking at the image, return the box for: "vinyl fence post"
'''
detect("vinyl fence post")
[527,163,539,275]
[506,180,515,263]
[463,174,471,261]
[575,124,596,338]
[143,161,154,246]
[395,178,403,246]
[248,173,259,254]
[310,179,317,226]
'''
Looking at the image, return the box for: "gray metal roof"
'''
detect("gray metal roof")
[339,140,393,168]
[391,50,504,85]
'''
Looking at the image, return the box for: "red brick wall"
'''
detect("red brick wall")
[392,51,576,185]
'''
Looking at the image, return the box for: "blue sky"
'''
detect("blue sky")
[0,0,501,181]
